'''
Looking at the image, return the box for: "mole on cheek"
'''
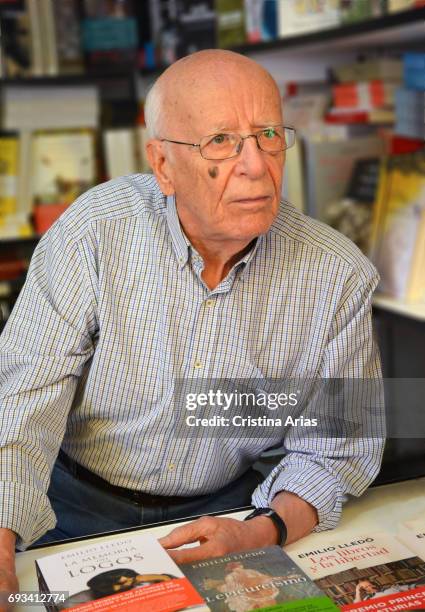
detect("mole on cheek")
[208,166,219,179]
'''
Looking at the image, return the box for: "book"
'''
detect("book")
[371,151,425,302]
[244,0,278,42]
[288,531,425,611]
[2,85,100,131]
[340,0,387,23]
[303,136,385,220]
[30,129,97,232]
[0,132,19,217]
[324,157,381,253]
[36,532,207,612]
[332,81,397,110]
[398,514,425,559]
[103,128,138,180]
[176,1,216,59]
[333,58,403,83]
[216,0,246,48]
[81,0,138,69]
[39,0,84,75]
[388,0,425,12]
[278,0,340,38]
[181,545,339,611]
[325,107,395,124]
[0,0,44,76]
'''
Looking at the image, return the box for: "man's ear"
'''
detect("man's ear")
[146,139,175,195]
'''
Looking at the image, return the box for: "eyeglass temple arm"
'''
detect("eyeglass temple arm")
[160,138,200,148]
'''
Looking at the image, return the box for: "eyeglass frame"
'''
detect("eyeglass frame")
[159,125,296,161]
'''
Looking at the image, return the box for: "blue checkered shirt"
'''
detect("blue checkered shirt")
[0,174,383,548]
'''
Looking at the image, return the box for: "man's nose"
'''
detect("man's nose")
[234,135,267,177]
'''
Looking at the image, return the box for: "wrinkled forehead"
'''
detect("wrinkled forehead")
[164,64,282,137]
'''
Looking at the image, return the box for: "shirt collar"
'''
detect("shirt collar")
[166,194,191,269]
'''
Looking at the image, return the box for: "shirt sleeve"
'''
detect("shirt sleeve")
[0,218,98,549]
[251,266,385,531]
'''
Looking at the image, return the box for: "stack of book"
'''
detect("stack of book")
[326,58,403,125]
[33,515,425,612]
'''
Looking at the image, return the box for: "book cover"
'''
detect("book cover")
[333,58,403,83]
[371,151,425,302]
[303,136,385,220]
[324,157,380,254]
[288,531,425,611]
[0,0,43,76]
[81,0,138,68]
[244,0,277,42]
[103,128,138,179]
[278,0,340,38]
[176,1,216,58]
[215,0,246,48]
[398,514,425,559]
[340,0,387,23]
[0,132,19,217]
[36,533,207,612]
[39,0,83,75]
[180,545,339,611]
[30,129,97,210]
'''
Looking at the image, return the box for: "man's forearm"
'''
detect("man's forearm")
[0,529,16,567]
[271,491,318,545]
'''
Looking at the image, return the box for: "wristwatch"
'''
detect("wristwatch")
[244,507,287,546]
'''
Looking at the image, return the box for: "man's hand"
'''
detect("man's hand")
[160,491,318,564]
[0,529,18,612]
[159,514,279,564]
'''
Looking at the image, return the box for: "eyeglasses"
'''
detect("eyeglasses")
[160,126,296,161]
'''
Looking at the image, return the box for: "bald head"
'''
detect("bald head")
[145,50,281,139]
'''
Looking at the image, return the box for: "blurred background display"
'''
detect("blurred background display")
[0,0,424,484]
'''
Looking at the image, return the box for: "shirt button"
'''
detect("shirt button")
[205,299,214,307]
[168,463,175,471]
[194,360,202,369]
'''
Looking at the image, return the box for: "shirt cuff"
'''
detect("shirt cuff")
[251,459,347,532]
[0,481,56,550]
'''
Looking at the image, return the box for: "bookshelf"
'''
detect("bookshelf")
[234,7,425,55]
[0,5,424,320]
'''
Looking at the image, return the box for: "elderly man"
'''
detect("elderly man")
[0,49,383,597]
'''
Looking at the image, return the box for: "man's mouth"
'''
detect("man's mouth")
[232,195,271,205]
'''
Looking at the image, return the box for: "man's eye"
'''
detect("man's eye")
[212,134,227,144]
[263,128,277,139]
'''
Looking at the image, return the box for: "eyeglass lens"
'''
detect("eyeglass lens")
[200,127,294,160]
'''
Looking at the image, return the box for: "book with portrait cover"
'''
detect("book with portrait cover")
[35,532,207,612]
[287,531,425,611]
[180,545,338,611]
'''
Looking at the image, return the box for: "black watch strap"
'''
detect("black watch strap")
[244,507,287,546]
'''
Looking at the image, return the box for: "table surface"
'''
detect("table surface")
[14,476,425,611]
